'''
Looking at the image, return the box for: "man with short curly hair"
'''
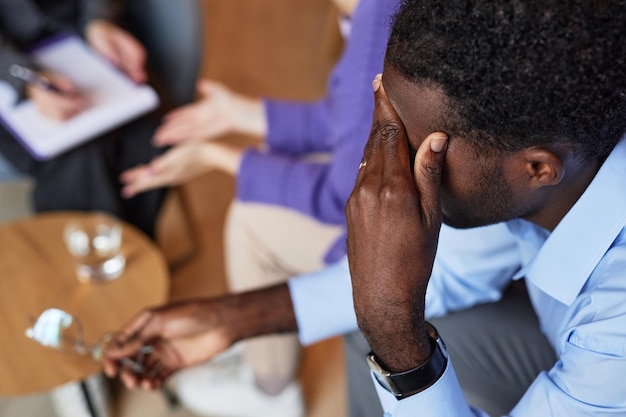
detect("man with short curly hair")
[347,0,626,415]
[103,1,626,416]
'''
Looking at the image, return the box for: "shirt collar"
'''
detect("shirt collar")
[512,137,626,306]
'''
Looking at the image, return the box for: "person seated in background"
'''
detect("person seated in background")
[104,0,626,416]
[0,0,167,238]
[114,0,393,416]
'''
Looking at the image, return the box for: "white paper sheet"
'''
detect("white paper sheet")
[0,34,159,160]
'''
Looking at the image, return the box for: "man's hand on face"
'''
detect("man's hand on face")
[86,20,147,84]
[345,73,448,372]
[102,299,233,390]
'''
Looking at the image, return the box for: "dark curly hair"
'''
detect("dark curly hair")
[386,0,626,161]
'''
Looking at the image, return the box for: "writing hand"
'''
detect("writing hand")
[345,74,448,371]
[27,71,88,121]
[153,80,266,146]
[86,20,147,84]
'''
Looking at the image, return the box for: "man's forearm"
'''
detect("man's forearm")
[220,283,299,342]
[355,285,431,372]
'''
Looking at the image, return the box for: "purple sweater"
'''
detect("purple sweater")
[236,0,398,263]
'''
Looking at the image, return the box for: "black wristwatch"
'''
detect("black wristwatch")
[366,322,447,398]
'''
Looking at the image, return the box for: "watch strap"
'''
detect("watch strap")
[368,322,447,398]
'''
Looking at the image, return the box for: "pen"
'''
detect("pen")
[9,64,67,95]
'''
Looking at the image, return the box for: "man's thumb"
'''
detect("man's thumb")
[413,132,448,222]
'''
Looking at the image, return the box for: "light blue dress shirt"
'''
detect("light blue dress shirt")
[288,221,520,345]
[289,137,626,415]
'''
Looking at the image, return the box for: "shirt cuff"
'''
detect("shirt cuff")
[287,257,358,346]
[373,359,478,417]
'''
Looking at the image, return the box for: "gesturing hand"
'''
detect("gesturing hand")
[119,141,244,198]
[152,80,267,146]
[345,74,448,372]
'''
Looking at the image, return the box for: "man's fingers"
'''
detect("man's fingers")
[108,310,155,347]
[105,337,147,360]
[350,72,448,233]
[102,357,118,377]
[356,73,410,189]
[373,74,411,178]
[413,132,448,225]
[120,369,140,389]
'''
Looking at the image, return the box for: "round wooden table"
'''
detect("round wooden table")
[0,212,169,395]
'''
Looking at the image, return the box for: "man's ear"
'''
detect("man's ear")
[522,147,564,189]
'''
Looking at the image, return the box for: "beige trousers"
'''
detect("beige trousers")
[225,201,344,382]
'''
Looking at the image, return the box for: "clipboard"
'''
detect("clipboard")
[0,33,159,160]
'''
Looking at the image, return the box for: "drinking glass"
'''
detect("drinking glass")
[64,214,126,283]
[25,308,152,372]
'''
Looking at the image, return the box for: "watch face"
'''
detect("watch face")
[367,354,398,395]
[365,323,448,399]
[373,372,395,393]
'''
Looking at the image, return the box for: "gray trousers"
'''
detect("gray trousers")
[344,282,557,417]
